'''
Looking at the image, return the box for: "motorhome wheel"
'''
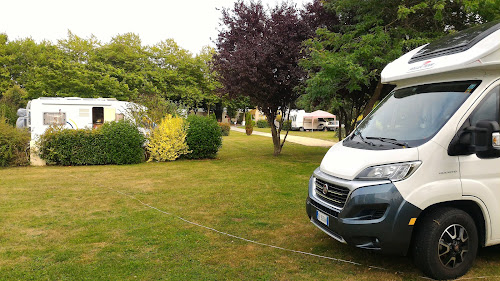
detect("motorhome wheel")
[412,207,478,280]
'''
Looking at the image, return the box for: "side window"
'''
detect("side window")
[469,85,500,126]
[43,112,66,125]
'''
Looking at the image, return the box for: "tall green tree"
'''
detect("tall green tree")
[301,0,500,139]
[0,30,225,116]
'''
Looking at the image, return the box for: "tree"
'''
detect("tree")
[213,0,311,156]
[0,85,27,125]
[300,0,500,139]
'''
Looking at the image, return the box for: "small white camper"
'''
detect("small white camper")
[17,97,134,140]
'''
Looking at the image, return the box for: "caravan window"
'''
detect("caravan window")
[43,112,66,125]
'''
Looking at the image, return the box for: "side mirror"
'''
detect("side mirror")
[462,120,500,158]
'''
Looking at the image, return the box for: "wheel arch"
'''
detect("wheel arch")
[412,200,487,249]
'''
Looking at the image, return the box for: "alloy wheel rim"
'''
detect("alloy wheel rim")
[438,224,469,268]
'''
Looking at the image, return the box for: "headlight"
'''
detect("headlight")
[355,161,421,181]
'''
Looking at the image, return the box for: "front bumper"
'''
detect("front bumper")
[306,169,422,256]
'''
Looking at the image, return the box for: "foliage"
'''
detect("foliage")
[184,115,222,159]
[218,122,231,136]
[37,121,144,165]
[300,0,500,138]
[0,117,30,167]
[100,121,145,165]
[256,120,268,128]
[147,115,190,162]
[0,85,27,126]
[213,0,314,156]
[245,112,253,130]
[282,120,292,131]
[126,94,187,137]
[0,31,224,113]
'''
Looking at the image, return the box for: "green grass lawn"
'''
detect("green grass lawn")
[242,126,340,142]
[1,132,499,280]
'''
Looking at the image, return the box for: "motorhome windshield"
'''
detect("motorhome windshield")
[345,80,480,149]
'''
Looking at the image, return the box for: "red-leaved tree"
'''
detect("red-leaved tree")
[213,0,312,156]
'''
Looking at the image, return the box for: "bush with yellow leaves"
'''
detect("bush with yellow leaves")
[147,114,190,162]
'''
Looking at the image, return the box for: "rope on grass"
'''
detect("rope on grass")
[110,187,500,280]
[110,188,376,269]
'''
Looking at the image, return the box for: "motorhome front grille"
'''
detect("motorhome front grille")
[310,198,339,217]
[315,178,350,208]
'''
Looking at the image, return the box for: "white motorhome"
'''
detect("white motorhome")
[17,97,134,140]
[306,21,500,280]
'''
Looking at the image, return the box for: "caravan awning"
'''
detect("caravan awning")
[303,110,336,131]
[303,110,336,119]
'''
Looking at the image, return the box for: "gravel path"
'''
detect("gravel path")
[230,127,336,147]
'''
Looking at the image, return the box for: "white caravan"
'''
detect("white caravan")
[17,97,133,140]
[306,21,500,280]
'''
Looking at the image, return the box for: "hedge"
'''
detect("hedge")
[0,118,30,167]
[37,121,145,165]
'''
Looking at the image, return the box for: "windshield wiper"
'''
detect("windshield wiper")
[352,130,375,146]
[366,136,410,148]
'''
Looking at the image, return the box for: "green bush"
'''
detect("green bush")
[38,121,145,166]
[218,122,231,136]
[185,115,222,159]
[282,120,292,131]
[256,120,268,128]
[100,121,145,165]
[0,118,30,167]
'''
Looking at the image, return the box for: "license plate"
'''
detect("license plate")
[316,210,329,226]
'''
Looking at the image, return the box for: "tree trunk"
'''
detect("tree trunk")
[337,113,343,140]
[362,80,383,119]
[269,117,281,156]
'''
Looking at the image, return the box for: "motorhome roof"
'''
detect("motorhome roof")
[382,21,500,84]
[409,21,500,64]
[37,97,118,101]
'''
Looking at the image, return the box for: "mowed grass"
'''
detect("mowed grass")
[246,126,340,142]
[1,132,499,280]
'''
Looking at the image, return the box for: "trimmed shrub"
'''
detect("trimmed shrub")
[256,120,268,128]
[245,112,253,135]
[100,121,145,165]
[185,115,222,159]
[0,117,30,167]
[245,112,253,128]
[147,115,190,162]
[218,122,231,136]
[38,120,145,165]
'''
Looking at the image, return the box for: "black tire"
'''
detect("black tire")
[299,127,304,132]
[412,207,478,280]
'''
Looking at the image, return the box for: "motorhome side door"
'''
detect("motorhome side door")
[458,84,500,241]
[92,106,116,128]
